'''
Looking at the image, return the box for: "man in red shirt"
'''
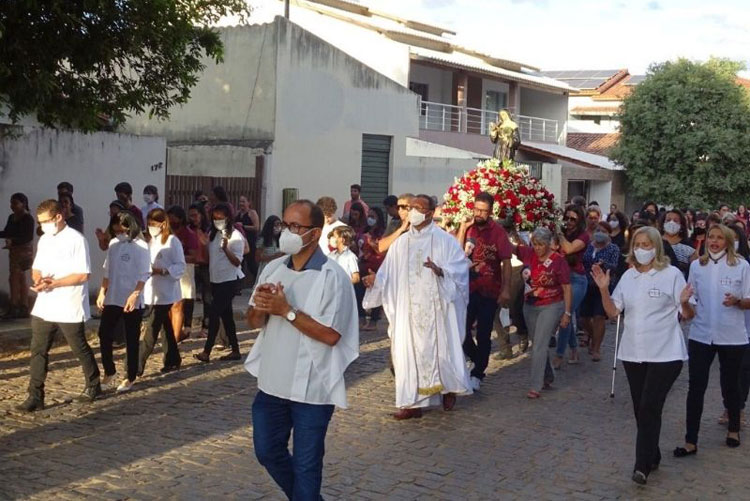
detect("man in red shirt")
[456,192,513,390]
[342,184,370,223]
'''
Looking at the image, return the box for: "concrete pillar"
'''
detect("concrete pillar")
[508,82,521,116]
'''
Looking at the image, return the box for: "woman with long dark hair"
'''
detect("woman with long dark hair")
[0,193,34,318]
[188,202,211,336]
[359,207,387,330]
[255,215,283,280]
[137,208,185,382]
[554,204,589,367]
[348,202,367,255]
[194,203,245,362]
[168,205,199,342]
[659,209,693,277]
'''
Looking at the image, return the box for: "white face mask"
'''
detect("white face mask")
[148,226,162,238]
[115,233,129,242]
[663,221,681,235]
[709,250,727,260]
[366,217,377,227]
[279,228,313,255]
[40,221,58,235]
[409,209,427,227]
[634,247,656,265]
[143,194,155,204]
[213,219,227,231]
[329,237,338,249]
[608,219,619,229]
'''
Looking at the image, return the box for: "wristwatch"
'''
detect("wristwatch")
[286,308,298,323]
[563,311,572,317]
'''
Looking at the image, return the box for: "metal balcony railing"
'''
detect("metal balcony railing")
[418,100,559,143]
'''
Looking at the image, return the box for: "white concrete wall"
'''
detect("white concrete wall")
[167,145,261,178]
[268,18,419,216]
[519,86,569,143]
[409,63,453,104]
[232,0,411,87]
[0,128,166,305]
[589,180,612,212]
[541,163,564,202]
[395,154,480,202]
[124,24,277,142]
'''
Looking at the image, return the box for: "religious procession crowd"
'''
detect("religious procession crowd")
[3,180,750,497]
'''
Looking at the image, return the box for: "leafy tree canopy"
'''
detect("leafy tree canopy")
[611,57,750,208]
[0,0,251,131]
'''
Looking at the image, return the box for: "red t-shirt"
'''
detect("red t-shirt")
[173,226,199,258]
[563,230,590,275]
[517,246,570,306]
[126,205,144,228]
[466,220,513,298]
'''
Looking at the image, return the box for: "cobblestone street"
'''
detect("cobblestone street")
[1,311,748,500]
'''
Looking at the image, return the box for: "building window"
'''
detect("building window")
[409,82,429,115]
[526,161,542,179]
[567,180,590,202]
[485,90,507,111]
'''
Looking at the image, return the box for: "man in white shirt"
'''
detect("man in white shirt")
[245,200,359,500]
[16,200,101,413]
[316,196,346,255]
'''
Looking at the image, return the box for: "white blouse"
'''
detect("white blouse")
[103,238,151,308]
[611,265,688,363]
[143,234,186,305]
[688,256,750,346]
[208,229,245,284]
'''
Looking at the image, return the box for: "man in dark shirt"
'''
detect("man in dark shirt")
[57,182,84,227]
[456,192,513,390]
[114,182,143,228]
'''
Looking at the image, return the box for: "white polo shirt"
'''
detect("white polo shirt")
[330,248,359,280]
[688,256,750,346]
[208,229,245,284]
[611,265,688,363]
[31,225,91,323]
[144,234,186,305]
[103,238,151,309]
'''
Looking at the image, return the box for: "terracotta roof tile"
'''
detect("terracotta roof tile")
[566,133,620,156]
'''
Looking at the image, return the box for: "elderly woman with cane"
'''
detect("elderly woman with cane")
[515,227,572,399]
[592,226,694,485]
[673,224,750,458]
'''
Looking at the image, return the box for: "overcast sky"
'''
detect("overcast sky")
[363,0,750,76]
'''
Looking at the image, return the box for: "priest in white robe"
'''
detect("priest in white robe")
[363,194,472,420]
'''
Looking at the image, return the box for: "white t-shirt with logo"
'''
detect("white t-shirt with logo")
[103,238,151,309]
[143,234,186,305]
[31,225,91,323]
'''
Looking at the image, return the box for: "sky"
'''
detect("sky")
[361,0,750,77]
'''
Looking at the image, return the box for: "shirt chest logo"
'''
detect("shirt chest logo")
[648,288,662,298]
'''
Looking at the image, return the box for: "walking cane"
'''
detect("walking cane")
[610,314,621,398]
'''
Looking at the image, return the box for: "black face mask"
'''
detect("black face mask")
[694,227,706,236]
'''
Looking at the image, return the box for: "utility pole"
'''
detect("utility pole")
[285,0,290,19]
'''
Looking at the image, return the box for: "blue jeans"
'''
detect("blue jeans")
[556,272,588,357]
[252,391,335,500]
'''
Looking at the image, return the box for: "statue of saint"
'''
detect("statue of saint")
[489,109,521,161]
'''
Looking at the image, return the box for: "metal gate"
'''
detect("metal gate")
[165,157,263,212]
[360,134,391,209]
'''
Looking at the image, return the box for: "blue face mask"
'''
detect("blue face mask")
[593,232,609,244]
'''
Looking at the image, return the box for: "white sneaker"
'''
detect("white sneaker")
[101,373,118,390]
[116,379,134,393]
[470,376,481,391]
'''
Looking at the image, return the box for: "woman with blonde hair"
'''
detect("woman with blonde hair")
[673,224,750,458]
[592,226,694,485]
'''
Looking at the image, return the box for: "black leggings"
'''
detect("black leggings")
[203,280,239,354]
[138,304,181,373]
[98,305,143,382]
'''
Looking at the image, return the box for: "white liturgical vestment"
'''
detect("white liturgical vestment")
[363,222,472,408]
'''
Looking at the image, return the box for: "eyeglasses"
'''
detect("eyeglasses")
[397,204,410,210]
[280,222,314,235]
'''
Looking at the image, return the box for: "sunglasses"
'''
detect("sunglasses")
[397,204,410,210]
[563,217,578,222]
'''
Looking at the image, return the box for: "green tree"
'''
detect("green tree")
[0,0,251,131]
[611,58,750,208]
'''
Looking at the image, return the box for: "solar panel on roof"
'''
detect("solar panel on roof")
[625,75,647,85]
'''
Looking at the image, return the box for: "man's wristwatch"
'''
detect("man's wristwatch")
[286,308,298,323]
[564,311,572,317]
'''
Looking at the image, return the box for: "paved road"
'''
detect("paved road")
[1,312,747,500]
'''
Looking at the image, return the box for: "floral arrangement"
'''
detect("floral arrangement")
[441,157,560,231]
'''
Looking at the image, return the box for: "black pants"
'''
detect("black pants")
[463,292,498,380]
[203,280,239,354]
[183,299,195,329]
[686,340,747,444]
[623,360,682,475]
[196,264,212,330]
[28,316,100,400]
[138,304,181,373]
[98,305,143,382]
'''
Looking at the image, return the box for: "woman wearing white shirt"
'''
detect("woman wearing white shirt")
[96,212,150,392]
[194,203,245,362]
[673,224,750,457]
[140,185,163,227]
[137,208,186,381]
[592,226,694,485]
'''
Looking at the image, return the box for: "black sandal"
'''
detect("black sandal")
[727,433,741,448]
[673,445,698,457]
